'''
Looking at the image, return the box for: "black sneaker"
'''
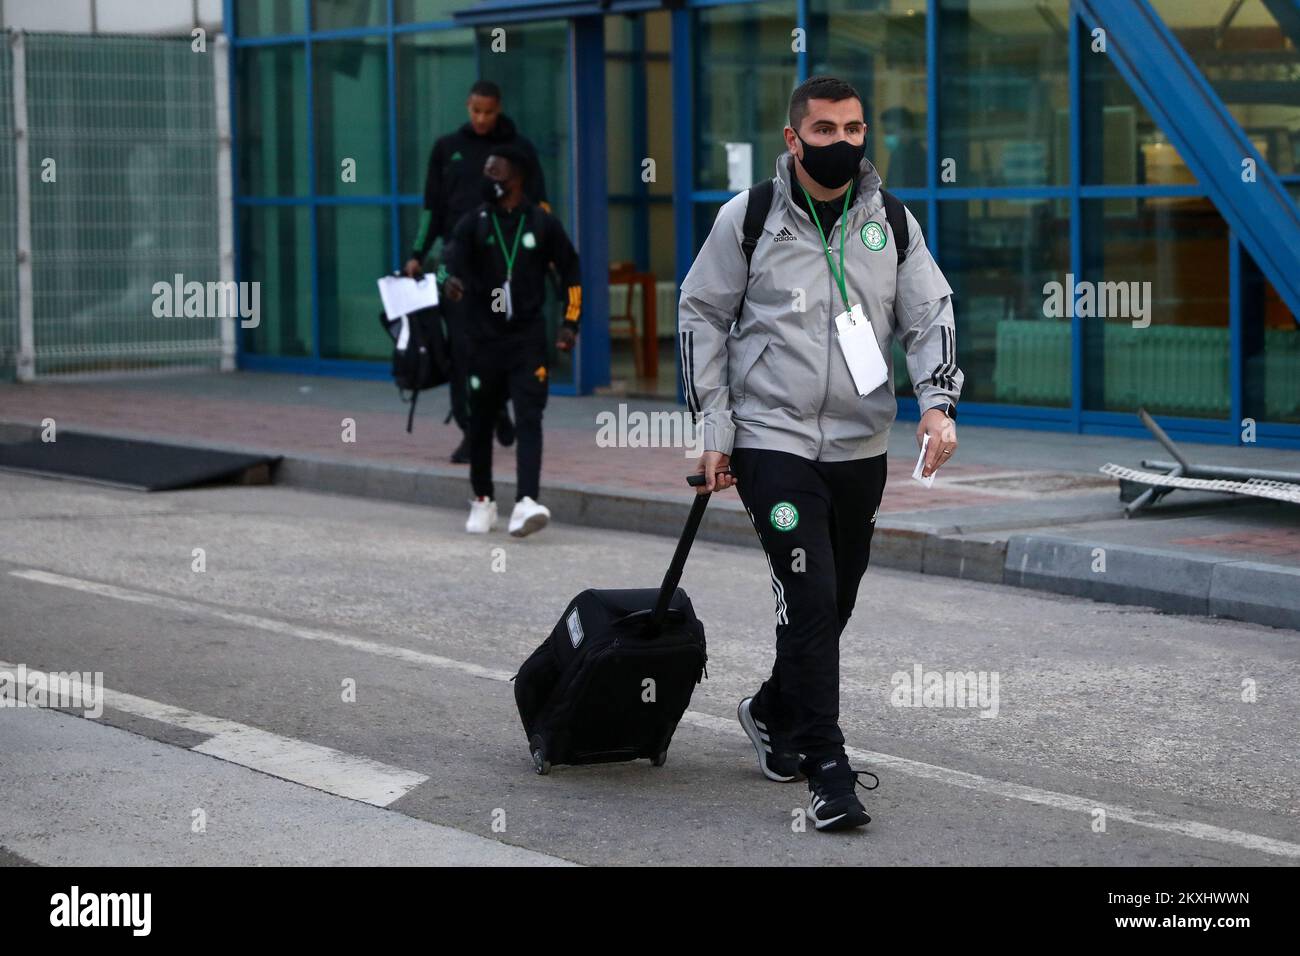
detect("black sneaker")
[737,696,803,782]
[450,437,470,464]
[801,754,878,832]
[495,409,516,447]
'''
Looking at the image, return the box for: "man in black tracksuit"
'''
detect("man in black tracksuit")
[443,144,581,538]
[403,80,549,463]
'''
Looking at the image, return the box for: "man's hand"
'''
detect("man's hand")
[444,276,465,302]
[402,258,424,279]
[556,325,576,353]
[693,451,734,495]
[917,407,957,478]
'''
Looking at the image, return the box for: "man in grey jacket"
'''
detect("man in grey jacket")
[679,76,963,831]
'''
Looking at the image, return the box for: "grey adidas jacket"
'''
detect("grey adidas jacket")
[678,152,963,462]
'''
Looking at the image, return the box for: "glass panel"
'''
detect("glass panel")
[314,37,389,195]
[808,0,927,190]
[395,0,463,23]
[475,22,572,228]
[1080,22,1194,187]
[239,205,313,358]
[318,204,392,361]
[312,0,386,30]
[693,2,798,192]
[938,198,1071,406]
[235,0,305,36]
[1242,249,1300,425]
[395,29,477,198]
[938,0,1070,187]
[1151,0,1300,175]
[237,44,308,197]
[1080,197,1230,417]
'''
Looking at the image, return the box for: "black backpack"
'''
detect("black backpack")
[738,179,910,315]
[377,304,451,433]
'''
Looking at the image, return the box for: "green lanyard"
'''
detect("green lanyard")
[799,183,854,313]
[490,211,526,278]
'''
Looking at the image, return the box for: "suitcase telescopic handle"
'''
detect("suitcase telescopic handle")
[649,474,722,634]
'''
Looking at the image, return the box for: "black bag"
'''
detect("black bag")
[377,304,451,433]
[514,482,713,774]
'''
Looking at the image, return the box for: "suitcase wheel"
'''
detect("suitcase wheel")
[530,735,551,776]
[651,750,668,768]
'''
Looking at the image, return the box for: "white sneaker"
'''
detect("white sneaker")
[508,496,551,537]
[466,496,497,533]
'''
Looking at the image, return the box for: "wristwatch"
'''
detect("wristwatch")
[930,402,957,421]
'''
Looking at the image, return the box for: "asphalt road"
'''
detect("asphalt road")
[0,471,1296,865]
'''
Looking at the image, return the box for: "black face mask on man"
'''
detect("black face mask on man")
[481,175,508,204]
[795,134,866,190]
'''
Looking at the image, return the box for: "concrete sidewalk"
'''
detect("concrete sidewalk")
[1,370,1297,631]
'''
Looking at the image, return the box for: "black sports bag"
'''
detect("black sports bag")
[377,303,451,433]
[513,478,714,774]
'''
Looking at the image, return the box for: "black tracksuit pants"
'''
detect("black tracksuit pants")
[441,292,472,433]
[468,332,548,502]
[730,446,888,761]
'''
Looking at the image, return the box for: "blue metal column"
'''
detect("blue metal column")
[671,6,694,407]
[1069,9,1083,432]
[571,15,610,394]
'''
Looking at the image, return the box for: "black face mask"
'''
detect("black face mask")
[481,175,508,204]
[795,135,866,189]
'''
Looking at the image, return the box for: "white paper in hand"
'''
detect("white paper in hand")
[378,274,439,319]
[911,433,935,488]
[834,303,888,397]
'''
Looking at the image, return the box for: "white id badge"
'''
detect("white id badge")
[503,279,514,320]
[834,303,888,396]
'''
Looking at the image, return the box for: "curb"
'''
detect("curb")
[3,421,1296,632]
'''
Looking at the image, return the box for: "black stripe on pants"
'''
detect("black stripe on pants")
[730,446,888,761]
[468,335,548,502]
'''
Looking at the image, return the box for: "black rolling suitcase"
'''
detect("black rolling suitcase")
[513,476,717,774]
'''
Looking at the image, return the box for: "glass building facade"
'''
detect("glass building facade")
[228,0,1300,447]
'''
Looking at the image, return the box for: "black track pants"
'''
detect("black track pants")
[730,446,888,761]
[441,293,473,434]
[467,335,549,502]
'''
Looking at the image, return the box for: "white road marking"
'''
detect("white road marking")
[678,711,1300,859]
[10,568,513,683]
[13,567,1300,860]
[0,659,427,808]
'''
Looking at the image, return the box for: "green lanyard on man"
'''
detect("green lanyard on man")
[800,182,854,315]
[490,210,526,320]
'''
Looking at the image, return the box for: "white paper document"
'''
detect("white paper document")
[377,274,439,319]
[912,433,936,488]
[834,303,888,397]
